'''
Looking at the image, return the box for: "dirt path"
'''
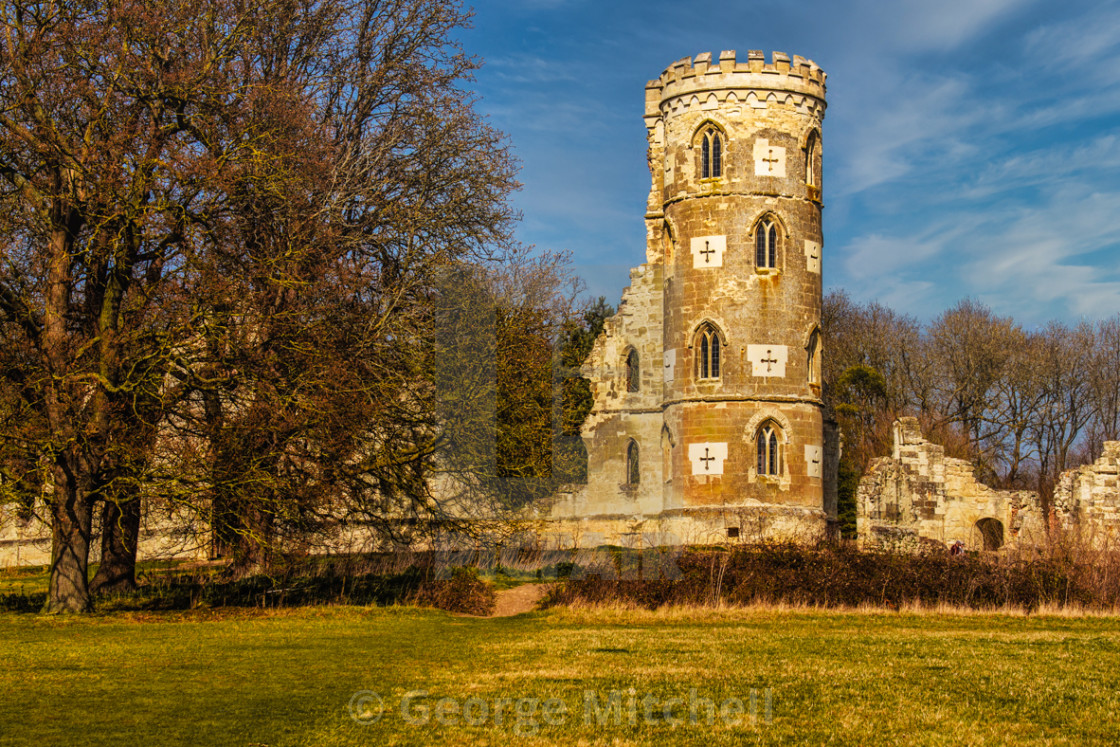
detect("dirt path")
[490,583,549,617]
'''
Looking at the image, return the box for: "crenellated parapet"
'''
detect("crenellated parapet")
[644,50,826,122]
[643,49,827,215]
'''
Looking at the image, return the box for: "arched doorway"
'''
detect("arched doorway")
[974,518,1004,551]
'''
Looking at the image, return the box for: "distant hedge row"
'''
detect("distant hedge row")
[542,542,1120,611]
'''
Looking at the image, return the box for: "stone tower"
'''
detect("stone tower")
[555,51,836,545]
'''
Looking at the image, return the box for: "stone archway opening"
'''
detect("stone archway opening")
[974,518,1004,551]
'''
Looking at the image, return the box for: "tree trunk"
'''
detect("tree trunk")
[90,497,141,594]
[227,501,273,578]
[211,487,273,577]
[43,464,94,613]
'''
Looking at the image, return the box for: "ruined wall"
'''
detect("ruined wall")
[577,261,666,517]
[1053,442,1120,548]
[858,418,1045,550]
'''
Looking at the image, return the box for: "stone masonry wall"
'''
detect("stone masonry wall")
[0,502,208,568]
[858,418,1045,550]
[1053,442,1120,548]
[577,260,665,517]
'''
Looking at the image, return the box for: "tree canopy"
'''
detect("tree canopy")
[0,0,524,612]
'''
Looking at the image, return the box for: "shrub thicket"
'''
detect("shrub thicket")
[542,542,1120,611]
[410,567,496,615]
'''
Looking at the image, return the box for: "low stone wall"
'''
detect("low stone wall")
[1,479,832,569]
[547,482,828,548]
[0,503,209,568]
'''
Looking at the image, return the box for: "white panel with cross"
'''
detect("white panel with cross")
[804,240,821,274]
[690,235,726,268]
[688,443,728,476]
[746,345,788,377]
[804,445,823,478]
[753,138,786,177]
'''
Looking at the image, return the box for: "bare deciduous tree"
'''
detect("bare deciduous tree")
[0,0,522,606]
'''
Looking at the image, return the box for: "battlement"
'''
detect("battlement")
[645,50,826,117]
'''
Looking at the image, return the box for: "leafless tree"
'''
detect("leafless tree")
[0,0,521,607]
[1029,322,1097,502]
[1087,316,1120,450]
[926,299,1019,471]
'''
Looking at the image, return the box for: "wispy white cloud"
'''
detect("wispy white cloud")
[835,185,1120,322]
[832,72,980,194]
[962,135,1120,198]
[483,96,616,136]
[841,234,944,280]
[485,53,581,85]
[875,280,941,316]
[1023,2,1120,69]
[1002,81,1120,133]
[853,0,1039,52]
[510,0,585,9]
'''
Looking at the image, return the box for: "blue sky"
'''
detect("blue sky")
[460,0,1120,325]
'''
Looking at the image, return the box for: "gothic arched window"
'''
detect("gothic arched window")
[805,131,820,187]
[807,330,822,387]
[695,323,722,380]
[700,127,723,179]
[625,349,640,393]
[661,427,673,484]
[756,422,781,476]
[755,217,778,269]
[626,440,640,485]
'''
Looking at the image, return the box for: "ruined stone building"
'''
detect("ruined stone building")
[549,51,840,545]
[857,418,1046,551]
[548,51,1120,553]
[858,417,1120,552]
[1053,444,1120,547]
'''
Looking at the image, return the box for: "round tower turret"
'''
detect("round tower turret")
[568,50,834,544]
[645,50,829,524]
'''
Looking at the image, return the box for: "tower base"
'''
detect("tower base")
[541,497,830,549]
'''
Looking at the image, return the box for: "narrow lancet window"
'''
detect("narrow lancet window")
[626,440,640,485]
[699,127,723,179]
[625,349,640,392]
[807,330,822,387]
[757,423,781,476]
[756,218,778,269]
[805,132,819,187]
[696,323,722,380]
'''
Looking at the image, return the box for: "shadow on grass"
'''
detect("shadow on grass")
[0,558,497,615]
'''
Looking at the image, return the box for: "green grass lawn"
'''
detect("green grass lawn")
[1,604,1119,746]
[0,564,49,596]
[0,561,203,599]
